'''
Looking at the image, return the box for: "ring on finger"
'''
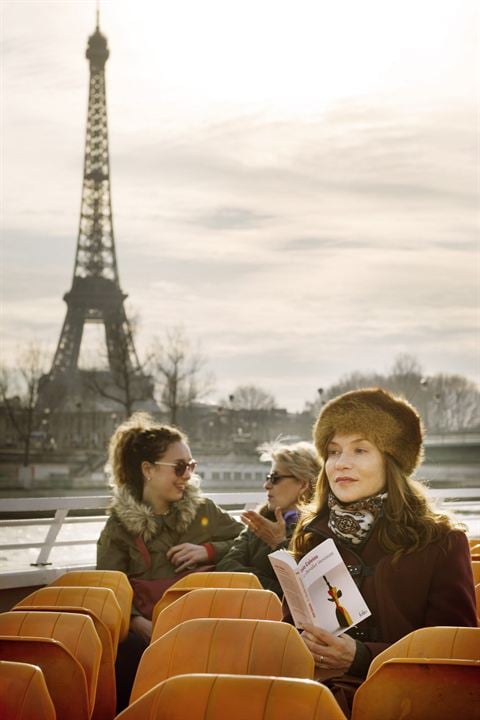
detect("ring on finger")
[318,655,324,664]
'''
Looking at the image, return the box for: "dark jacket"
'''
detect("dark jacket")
[287,512,477,675]
[97,482,243,583]
[216,506,297,597]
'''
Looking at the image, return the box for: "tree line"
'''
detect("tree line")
[306,353,480,433]
[1,333,478,467]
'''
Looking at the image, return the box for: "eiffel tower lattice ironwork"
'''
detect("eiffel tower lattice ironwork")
[39,19,152,410]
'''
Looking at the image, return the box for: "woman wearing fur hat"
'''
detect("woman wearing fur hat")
[97,413,243,709]
[290,388,476,693]
[217,440,321,596]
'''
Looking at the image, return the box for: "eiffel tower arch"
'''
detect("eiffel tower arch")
[39,18,155,416]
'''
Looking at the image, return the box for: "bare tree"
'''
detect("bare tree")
[305,370,384,416]
[224,385,277,411]
[150,326,215,425]
[304,354,480,432]
[388,353,424,403]
[85,311,155,417]
[424,374,480,432]
[0,344,50,466]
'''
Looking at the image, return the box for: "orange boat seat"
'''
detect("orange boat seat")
[0,660,56,720]
[0,636,90,720]
[368,625,480,677]
[130,617,314,704]
[0,610,102,719]
[117,673,347,720]
[50,570,132,641]
[468,537,480,550]
[351,658,480,720]
[151,587,282,642]
[152,571,262,626]
[15,585,122,657]
[13,587,120,720]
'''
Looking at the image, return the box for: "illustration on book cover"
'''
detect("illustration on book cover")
[269,538,371,634]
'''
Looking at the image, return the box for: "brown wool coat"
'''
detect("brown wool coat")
[287,513,477,665]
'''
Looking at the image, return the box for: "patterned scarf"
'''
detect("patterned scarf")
[327,491,387,547]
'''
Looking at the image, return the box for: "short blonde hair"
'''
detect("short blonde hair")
[258,439,321,503]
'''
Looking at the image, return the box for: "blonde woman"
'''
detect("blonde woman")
[217,440,321,596]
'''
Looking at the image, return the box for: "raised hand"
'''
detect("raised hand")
[241,507,287,549]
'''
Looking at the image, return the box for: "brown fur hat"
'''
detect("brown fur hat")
[313,387,424,475]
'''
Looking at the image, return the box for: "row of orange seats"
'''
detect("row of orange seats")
[1,568,479,720]
[0,570,133,720]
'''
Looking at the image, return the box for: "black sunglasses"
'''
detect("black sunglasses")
[265,472,295,485]
[154,459,197,477]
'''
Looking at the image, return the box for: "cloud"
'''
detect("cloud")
[187,206,274,230]
[1,1,478,411]
[281,237,380,252]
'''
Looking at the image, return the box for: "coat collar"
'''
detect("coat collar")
[109,478,205,542]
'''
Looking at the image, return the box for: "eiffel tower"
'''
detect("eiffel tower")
[39,16,154,413]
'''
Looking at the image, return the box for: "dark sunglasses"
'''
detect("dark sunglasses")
[154,459,197,477]
[265,472,295,485]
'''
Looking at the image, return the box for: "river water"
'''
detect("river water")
[1,489,479,574]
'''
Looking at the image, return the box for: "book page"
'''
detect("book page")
[297,538,371,635]
[268,551,314,628]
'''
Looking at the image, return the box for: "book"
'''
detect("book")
[268,538,371,635]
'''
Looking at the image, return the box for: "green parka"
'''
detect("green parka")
[97,481,243,593]
[216,505,297,597]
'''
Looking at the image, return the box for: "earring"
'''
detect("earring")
[299,487,310,504]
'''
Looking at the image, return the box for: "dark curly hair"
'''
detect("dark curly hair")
[107,412,187,501]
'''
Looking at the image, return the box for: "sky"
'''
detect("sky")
[1,0,479,412]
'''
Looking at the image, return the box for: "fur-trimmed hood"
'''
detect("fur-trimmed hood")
[109,478,205,542]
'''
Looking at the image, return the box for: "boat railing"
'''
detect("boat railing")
[0,492,265,590]
[0,487,479,591]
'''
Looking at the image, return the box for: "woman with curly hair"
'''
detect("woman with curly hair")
[97,412,243,709]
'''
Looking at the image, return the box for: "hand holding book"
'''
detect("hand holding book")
[268,538,371,635]
[301,623,357,675]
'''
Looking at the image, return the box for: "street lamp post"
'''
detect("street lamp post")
[41,407,51,451]
[228,395,235,452]
[75,401,82,448]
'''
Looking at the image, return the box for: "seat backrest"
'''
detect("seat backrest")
[131,617,314,703]
[0,660,56,720]
[472,561,480,584]
[475,583,480,624]
[152,572,262,625]
[15,584,122,656]
[168,571,263,590]
[119,673,347,720]
[352,658,480,720]
[50,569,132,640]
[151,587,282,642]
[0,610,102,717]
[11,604,116,720]
[0,636,89,720]
[368,626,480,677]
